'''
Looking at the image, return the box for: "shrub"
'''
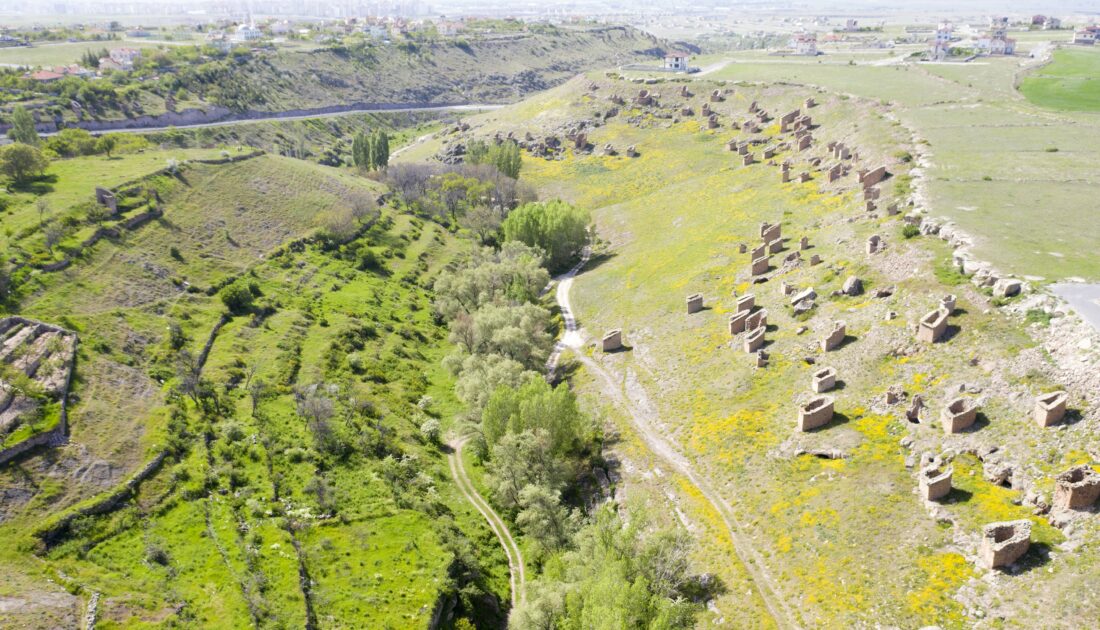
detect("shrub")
[901,224,920,239]
[220,283,254,314]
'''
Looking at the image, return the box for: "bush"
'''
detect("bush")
[419,418,442,444]
[901,224,920,239]
[220,283,254,314]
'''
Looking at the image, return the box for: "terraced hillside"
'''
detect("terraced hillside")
[401,75,1100,627]
[0,155,514,627]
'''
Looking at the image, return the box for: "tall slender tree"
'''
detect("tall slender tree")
[9,106,38,146]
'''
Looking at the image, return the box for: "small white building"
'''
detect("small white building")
[1043,17,1062,30]
[1073,28,1097,45]
[108,47,141,69]
[234,23,263,42]
[790,33,818,56]
[663,51,689,71]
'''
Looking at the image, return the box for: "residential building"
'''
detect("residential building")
[663,50,689,71]
[108,47,141,69]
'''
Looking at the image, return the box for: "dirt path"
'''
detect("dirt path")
[553,248,800,629]
[447,438,526,609]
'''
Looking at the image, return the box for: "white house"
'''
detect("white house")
[234,23,263,42]
[929,26,953,59]
[663,51,689,71]
[108,47,141,69]
[1073,28,1097,45]
[790,33,818,56]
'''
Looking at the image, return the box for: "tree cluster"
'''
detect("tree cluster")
[351,129,390,171]
[501,200,590,272]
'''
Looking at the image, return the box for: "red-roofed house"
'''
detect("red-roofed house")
[663,51,689,71]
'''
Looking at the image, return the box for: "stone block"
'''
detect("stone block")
[746,308,767,331]
[751,256,770,276]
[728,311,750,334]
[736,294,755,313]
[940,294,957,314]
[993,278,1022,298]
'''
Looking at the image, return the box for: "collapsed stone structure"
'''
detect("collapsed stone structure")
[1033,391,1068,427]
[602,329,622,352]
[979,520,1031,569]
[1053,465,1100,510]
[866,234,881,255]
[940,294,957,314]
[941,398,978,433]
[917,308,949,343]
[798,395,835,431]
[811,367,836,393]
[746,309,768,331]
[919,465,953,501]
[820,321,846,351]
[686,293,704,314]
[94,186,118,214]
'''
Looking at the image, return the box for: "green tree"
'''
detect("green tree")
[491,140,522,178]
[9,105,38,146]
[485,429,565,510]
[95,134,117,157]
[0,143,49,184]
[219,283,254,314]
[433,241,549,319]
[369,129,390,170]
[448,302,553,370]
[481,378,588,455]
[501,200,590,272]
[516,484,577,553]
[351,131,368,169]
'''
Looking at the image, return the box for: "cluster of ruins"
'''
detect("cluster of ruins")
[0,317,77,443]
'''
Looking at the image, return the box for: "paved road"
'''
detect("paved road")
[447,437,526,609]
[551,244,799,629]
[1051,283,1100,334]
[39,103,504,137]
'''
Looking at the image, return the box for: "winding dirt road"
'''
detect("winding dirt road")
[552,247,800,629]
[446,438,526,608]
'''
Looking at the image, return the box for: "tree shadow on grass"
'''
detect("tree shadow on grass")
[579,249,616,274]
[11,174,57,195]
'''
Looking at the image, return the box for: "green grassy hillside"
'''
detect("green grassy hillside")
[0,155,510,628]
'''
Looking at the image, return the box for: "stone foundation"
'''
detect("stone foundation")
[798,395,835,431]
[919,466,953,501]
[1034,391,1067,427]
[979,520,1031,569]
[811,367,836,393]
[917,308,949,343]
[941,398,977,433]
[1053,465,1100,510]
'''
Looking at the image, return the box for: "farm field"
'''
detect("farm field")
[0,39,184,67]
[705,50,1100,282]
[1020,47,1100,112]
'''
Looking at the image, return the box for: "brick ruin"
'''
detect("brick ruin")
[736,293,755,313]
[746,308,768,331]
[979,520,1031,569]
[742,153,755,166]
[1053,465,1100,510]
[941,294,957,314]
[711,89,724,102]
[866,234,881,255]
[94,186,118,214]
[941,397,978,433]
[602,329,622,352]
[919,465,953,501]
[811,367,836,393]
[820,321,846,352]
[917,308,949,343]
[1034,391,1068,427]
[760,222,781,243]
[728,311,749,334]
[0,317,77,452]
[751,256,770,276]
[686,293,704,314]
[798,395,835,431]
[743,326,765,353]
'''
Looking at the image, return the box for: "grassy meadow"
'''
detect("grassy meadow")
[405,74,1100,627]
[704,50,1100,282]
[1020,47,1100,112]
